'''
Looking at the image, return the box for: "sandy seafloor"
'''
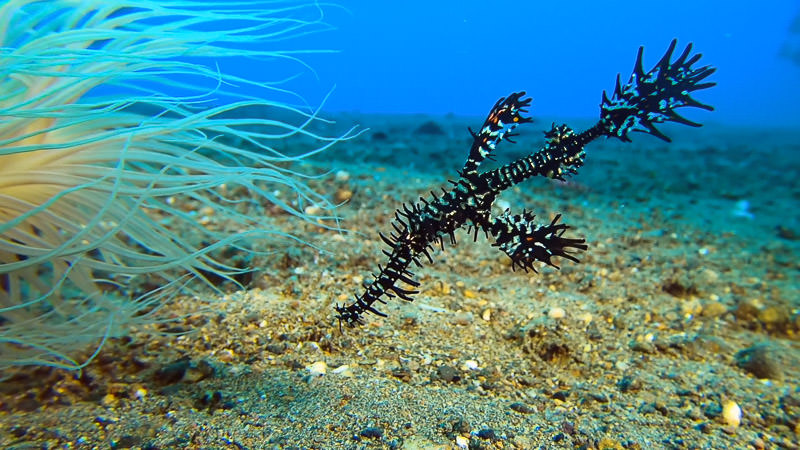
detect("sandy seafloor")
[0,112,798,449]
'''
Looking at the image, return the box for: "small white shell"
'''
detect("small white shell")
[335,170,350,182]
[548,307,566,320]
[722,400,742,427]
[306,361,327,377]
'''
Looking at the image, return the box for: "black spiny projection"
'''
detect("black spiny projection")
[336,39,715,326]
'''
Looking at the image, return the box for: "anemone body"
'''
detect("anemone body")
[0,0,353,371]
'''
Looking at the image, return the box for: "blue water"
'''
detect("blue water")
[257,1,800,128]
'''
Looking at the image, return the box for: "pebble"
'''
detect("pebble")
[759,306,788,327]
[548,307,566,320]
[699,268,719,283]
[403,436,448,450]
[510,402,536,414]
[734,300,760,321]
[304,205,323,216]
[265,342,287,354]
[451,417,471,434]
[475,428,496,440]
[686,407,703,420]
[102,393,117,407]
[331,364,353,377]
[359,426,383,439]
[617,375,636,392]
[415,120,445,135]
[371,131,389,141]
[216,348,235,363]
[334,170,350,182]
[588,392,610,403]
[435,365,460,383]
[133,387,147,401]
[701,301,728,318]
[703,402,722,419]
[452,311,474,325]
[113,435,142,448]
[630,340,656,354]
[776,225,798,240]
[307,361,327,377]
[735,345,782,380]
[152,359,185,382]
[462,360,479,371]
[334,188,353,203]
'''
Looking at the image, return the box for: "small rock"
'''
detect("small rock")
[154,358,191,385]
[510,402,536,414]
[701,301,728,318]
[733,300,760,321]
[703,402,722,419]
[434,365,460,383]
[699,268,719,283]
[638,402,656,415]
[196,391,232,411]
[617,375,638,393]
[686,407,704,420]
[475,428,496,440]
[183,360,215,383]
[304,205,323,216]
[548,307,566,320]
[463,360,479,370]
[631,340,656,354]
[216,348,235,363]
[452,311,474,325]
[722,425,738,435]
[735,345,782,380]
[511,435,534,449]
[759,306,789,329]
[307,361,327,377]
[451,417,471,434]
[776,225,798,240]
[331,364,353,377]
[111,435,141,449]
[334,170,350,182]
[779,394,800,421]
[360,426,383,439]
[414,120,445,135]
[266,342,287,354]
[391,367,412,382]
[334,188,353,203]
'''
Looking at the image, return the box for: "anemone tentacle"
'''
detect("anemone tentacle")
[0,0,355,371]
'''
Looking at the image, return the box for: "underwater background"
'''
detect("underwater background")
[0,0,798,448]
[267,0,800,127]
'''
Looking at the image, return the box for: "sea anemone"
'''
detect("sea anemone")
[0,0,356,371]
